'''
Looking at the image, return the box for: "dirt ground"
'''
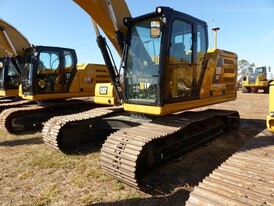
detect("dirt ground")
[0,91,270,206]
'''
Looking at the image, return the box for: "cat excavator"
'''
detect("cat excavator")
[0,18,30,99]
[42,0,239,188]
[0,18,34,111]
[0,18,110,133]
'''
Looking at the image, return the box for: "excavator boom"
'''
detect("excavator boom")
[0,18,31,57]
[0,18,31,98]
[73,0,131,55]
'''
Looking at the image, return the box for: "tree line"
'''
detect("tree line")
[237,59,255,81]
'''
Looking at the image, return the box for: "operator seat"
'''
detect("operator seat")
[171,43,186,60]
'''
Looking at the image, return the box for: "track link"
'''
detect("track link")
[186,129,274,206]
[0,104,41,132]
[100,109,239,188]
[0,99,94,133]
[101,119,180,188]
[0,99,32,112]
[42,106,121,151]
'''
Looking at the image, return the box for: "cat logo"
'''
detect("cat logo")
[215,66,222,80]
[213,58,223,83]
[84,77,92,83]
[99,86,108,95]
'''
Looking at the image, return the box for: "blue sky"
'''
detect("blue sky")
[0,0,274,70]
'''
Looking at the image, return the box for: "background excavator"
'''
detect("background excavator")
[42,0,239,188]
[242,66,273,93]
[0,18,30,99]
[0,18,110,133]
[0,18,35,113]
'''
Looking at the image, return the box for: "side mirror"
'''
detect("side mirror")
[150,21,161,38]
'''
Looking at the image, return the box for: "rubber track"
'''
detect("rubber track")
[0,99,92,133]
[42,106,119,150]
[100,110,237,188]
[185,129,274,206]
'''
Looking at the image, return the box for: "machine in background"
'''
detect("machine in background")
[0,19,110,133]
[242,66,273,93]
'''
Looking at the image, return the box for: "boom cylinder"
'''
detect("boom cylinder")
[96,35,124,102]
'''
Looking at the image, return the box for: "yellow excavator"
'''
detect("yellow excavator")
[0,18,34,112]
[0,18,30,98]
[18,46,109,101]
[42,0,239,188]
[0,18,110,133]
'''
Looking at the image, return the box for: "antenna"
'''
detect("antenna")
[212,27,220,49]
[208,19,214,48]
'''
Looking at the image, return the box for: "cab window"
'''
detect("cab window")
[169,20,192,64]
[38,51,60,74]
[166,19,194,100]
[196,24,207,82]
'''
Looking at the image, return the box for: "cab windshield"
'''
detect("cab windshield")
[254,67,265,74]
[125,17,162,105]
[21,50,35,94]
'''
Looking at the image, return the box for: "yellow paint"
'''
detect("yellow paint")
[123,94,236,116]
[73,0,131,55]
[0,18,30,56]
[20,63,110,101]
[94,83,118,105]
[0,89,18,96]
[267,82,274,132]
[20,92,95,101]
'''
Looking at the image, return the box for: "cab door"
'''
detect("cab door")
[35,48,76,94]
[165,18,207,102]
[0,58,20,91]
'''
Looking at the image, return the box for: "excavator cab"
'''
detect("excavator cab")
[121,7,209,115]
[124,8,207,101]
[0,57,21,96]
[20,46,77,98]
[90,5,237,115]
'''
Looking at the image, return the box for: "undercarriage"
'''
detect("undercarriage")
[42,108,239,187]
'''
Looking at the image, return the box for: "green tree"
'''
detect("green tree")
[237,59,255,80]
